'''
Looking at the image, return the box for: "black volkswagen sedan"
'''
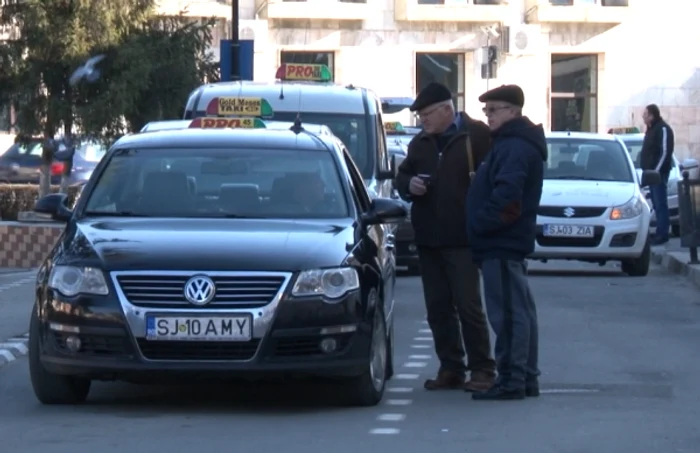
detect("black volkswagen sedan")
[29,118,406,407]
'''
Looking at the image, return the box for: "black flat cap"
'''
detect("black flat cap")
[410,82,452,112]
[478,84,525,108]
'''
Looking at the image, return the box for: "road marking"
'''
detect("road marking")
[385,399,412,406]
[387,387,414,393]
[409,354,431,359]
[403,362,427,368]
[369,428,400,435]
[413,337,433,341]
[410,344,431,349]
[0,349,15,363]
[377,413,406,421]
[418,329,431,334]
[0,342,28,354]
[395,373,420,380]
[540,388,601,394]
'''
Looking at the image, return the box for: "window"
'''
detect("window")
[620,138,677,169]
[545,138,634,182]
[83,147,350,219]
[279,51,335,81]
[415,52,465,112]
[550,54,598,132]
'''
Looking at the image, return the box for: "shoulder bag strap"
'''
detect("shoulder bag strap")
[466,134,475,179]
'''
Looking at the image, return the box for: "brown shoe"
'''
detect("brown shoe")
[424,370,465,390]
[463,371,495,392]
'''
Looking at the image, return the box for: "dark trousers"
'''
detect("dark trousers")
[480,259,539,390]
[649,178,669,241]
[417,246,495,376]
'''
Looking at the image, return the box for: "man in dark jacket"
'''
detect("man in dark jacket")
[640,104,674,245]
[395,82,496,392]
[466,84,546,401]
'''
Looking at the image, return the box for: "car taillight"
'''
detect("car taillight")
[51,162,65,176]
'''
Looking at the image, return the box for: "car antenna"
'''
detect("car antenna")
[289,88,303,133]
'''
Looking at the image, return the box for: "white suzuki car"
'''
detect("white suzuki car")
[532,132,660,276]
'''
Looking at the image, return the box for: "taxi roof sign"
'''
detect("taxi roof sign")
[205,97,274,118]
[608,126,640,134]
[384,122,406,134]
[189,117,267,129]
[275,63,332,82]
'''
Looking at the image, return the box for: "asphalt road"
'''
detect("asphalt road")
[0,261,699,453]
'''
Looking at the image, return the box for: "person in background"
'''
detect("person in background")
[466,84,546,400]
[395,82,496,392]
[640,104,674,245]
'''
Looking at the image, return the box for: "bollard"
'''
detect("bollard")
[677,159,700,264]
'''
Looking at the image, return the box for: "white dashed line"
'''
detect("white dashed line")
[385,399,413,406]
[403,362,427,368]
[377,413,406,422]
[410,344,431,349]
[387,387,414,393]
[369,428,400,435]
[413,337,433,341]
[418,328,432,333]
[395,373,420,380]
[409,354,431,359]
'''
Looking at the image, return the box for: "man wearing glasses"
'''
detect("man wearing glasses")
[395,82,496,393]
[466,84,546,400]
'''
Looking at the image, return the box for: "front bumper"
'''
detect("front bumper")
[531,210,650,260]
[37,271,371,380]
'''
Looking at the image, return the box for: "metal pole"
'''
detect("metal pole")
[230,0,240,81]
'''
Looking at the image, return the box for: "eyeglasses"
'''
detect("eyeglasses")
[415,105,445,120]
[482,105,512,115]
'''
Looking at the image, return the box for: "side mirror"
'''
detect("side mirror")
[362,198,407,225]
[34,193,73,222]
[640,169,661,187]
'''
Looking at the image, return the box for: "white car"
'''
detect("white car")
[532,132,659,276]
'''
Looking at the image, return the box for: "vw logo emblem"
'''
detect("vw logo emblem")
[563,207,575,217]
[183,275,216,306]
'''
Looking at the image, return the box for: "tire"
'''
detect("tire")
[671,224,681,237]
[343,305,388,407]
[29,307,91,405]
[621,240,651,277]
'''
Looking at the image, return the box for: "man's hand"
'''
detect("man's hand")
[409,176,427,196]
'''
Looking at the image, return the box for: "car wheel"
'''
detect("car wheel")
[29,307,91,405]
[671,224,681,237]
[621,240,651,277]
[344,305,387,407]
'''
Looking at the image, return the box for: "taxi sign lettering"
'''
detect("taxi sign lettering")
[607,126,640,134]
[205,97,274,118]
[189,117,266,129]
[275,63,332,82]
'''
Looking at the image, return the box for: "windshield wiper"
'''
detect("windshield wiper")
[82,211,150,217]
[549,176,611,181]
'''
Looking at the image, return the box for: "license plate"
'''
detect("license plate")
[145,315,252,341]
[543,224,595,238]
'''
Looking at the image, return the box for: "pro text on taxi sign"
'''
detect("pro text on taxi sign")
[189,117,266,129]
[275,63,332,82]
[205,97,274,118]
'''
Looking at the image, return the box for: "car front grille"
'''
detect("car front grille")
[537,206,608,218]
[115,273,287,309]
[136,339,260,361]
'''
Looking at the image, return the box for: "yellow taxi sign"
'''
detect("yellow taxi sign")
[189,117,267,129]
[205,97,274,118]
[608,126,640,134]
[384,122,405,134]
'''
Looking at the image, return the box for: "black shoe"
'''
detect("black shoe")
[472,385,525,401]
[525,386,540,397]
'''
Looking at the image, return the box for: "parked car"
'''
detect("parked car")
[0,139,106,185]
[532,132,659,276]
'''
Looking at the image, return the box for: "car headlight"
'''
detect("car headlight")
[48,266,109,297]
[610,196,644,220]
[667,178,678,196]
[291,267,360,300]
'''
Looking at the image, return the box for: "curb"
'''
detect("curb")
[651,248,700,290]
[0,333,30,368]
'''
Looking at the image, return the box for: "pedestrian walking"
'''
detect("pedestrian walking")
[640,104,674,245]
[395,82,496,392]
[465,84,546,400]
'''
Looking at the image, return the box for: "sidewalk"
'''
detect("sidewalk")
[651,238,700,290]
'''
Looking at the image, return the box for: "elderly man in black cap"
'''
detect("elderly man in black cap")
[395,82,496,393]
[465,84,547,400]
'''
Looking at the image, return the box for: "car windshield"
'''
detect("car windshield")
[545,138,634,182]
[270,112,371,179]
[76,142,107,162]
[621,138,676,169]
[83,147,349,219]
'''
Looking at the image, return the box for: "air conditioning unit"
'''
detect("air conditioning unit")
[502,24,543,56]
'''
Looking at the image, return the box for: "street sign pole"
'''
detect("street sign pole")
[230,0,240,81]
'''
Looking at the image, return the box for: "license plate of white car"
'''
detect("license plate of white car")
[145,315,252,341]
[543,224,594,238]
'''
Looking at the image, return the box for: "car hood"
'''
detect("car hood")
[59,218,355,272]
[541,180,637,207]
